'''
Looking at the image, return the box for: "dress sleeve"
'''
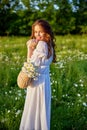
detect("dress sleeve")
[30,41,48,66]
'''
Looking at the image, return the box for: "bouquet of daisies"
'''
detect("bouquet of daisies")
[22,59,38,79]
[17,59,38,89]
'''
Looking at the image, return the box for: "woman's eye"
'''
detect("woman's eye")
[40,32,44,34]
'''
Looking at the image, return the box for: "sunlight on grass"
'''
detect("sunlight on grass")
[0,35,87,130]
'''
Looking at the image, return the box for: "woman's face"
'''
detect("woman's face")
[34,25,46,41]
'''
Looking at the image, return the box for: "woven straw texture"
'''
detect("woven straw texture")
[17,71,31,89]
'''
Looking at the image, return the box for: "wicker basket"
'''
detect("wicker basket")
[17,71,31,89]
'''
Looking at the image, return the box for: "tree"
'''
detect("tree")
[0,0,87,35]
[72,0,87,33]
[54,0,75,34]
[0,0,19,35]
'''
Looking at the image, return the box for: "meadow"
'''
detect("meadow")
[0,35,87,130]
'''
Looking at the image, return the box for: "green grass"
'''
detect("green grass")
[0,35,87,130]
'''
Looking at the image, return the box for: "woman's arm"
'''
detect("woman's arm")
[30,41,49,66]
[27,39,38,61]
[27,47,33,59]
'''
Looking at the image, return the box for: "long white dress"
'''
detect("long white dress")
[19,40,53,130]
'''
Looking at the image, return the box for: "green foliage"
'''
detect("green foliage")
[0,0,87,35]
[50,59,87,130]
[0,35,87,130]
[72,0,87,34]
[0,0,19,35]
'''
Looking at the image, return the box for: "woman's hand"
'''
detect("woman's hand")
[28,39,38,50]
[27,39,38,60]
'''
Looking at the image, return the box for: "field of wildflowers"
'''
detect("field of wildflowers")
[0,35,87,130]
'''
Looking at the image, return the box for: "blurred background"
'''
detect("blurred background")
[0,0,87,130]
[0,0,87,36]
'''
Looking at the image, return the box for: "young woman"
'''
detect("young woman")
[19,19,56,130]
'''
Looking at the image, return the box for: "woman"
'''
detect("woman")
[19,19,56,130]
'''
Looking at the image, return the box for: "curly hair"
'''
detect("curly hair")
[30,19,56,62]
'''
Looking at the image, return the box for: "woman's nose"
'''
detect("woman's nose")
[37,32,40,36]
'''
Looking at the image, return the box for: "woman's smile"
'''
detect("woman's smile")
[34,25,45,41]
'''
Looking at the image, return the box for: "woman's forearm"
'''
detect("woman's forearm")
[27,47,34,61]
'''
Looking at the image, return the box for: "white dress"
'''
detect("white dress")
[19,40,53,130]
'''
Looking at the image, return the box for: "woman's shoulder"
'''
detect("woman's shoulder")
[38,40,47,45]
[37,40,47,48]
[35,41,48,55]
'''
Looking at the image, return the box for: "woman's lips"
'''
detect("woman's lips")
[36,37,41,40]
